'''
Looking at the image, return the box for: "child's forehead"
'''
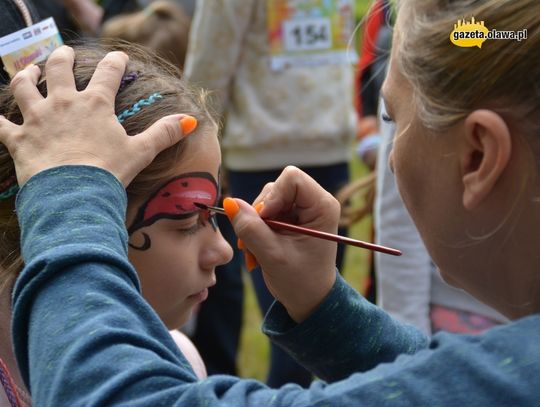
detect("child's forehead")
[141,121,222,199]
[155,131,222,194]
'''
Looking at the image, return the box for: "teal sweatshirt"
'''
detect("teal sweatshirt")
[11,166,540,406]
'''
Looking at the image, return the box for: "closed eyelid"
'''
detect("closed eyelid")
[161,215,199,228]
[127,172,219,235]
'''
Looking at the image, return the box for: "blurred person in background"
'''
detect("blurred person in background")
[183,0,356,387]
[31,0,139,40]
[101,0,192,70]
[139,0,196,18]
[344,0,393,303]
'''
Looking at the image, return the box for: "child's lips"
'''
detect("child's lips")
[188,284,213,302]
[188,277,216,302]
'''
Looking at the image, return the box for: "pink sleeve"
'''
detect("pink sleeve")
[169,330,208,380]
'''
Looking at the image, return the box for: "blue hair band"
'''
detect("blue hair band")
[0,183,19,200]
[117,92,164,124]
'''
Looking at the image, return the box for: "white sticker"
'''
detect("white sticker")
[0,17,63,77]
[267,0,357,71]
[283,17,332,52]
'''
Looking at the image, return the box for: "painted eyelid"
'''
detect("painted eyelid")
[177,221,204,235]
[186,210,211,227]
[164,215,199,229]
[127,172,219,234]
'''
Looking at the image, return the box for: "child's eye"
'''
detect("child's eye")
[177,212,218,236]
[177,221,204,236]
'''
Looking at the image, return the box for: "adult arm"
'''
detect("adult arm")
[11,165,424,404]
[12,166,535,406]
[262,272,428,382]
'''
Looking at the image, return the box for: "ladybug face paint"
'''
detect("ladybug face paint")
[128,172,219,250]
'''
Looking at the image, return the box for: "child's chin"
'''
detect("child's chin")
[164,308,193,331]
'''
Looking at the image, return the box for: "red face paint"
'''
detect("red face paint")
[128,172,218,236]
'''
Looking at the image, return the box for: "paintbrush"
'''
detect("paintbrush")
[194,203,402,256]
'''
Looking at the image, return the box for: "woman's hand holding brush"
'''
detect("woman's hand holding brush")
[222,166,342,323]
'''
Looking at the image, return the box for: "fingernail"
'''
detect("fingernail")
[244,250,258,272]
[254,201,264,214]
[179,115,198,136]
[223,197,240,220]
[237,238,245,250]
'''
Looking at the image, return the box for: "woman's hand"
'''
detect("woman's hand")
[227,166,339,323]
[0,46,188,187]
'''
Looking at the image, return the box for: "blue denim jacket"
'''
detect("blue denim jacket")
[12,166,540,406]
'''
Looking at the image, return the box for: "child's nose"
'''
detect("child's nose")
[200,228,233,270]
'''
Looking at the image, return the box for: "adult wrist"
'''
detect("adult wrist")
[285,271,337,323]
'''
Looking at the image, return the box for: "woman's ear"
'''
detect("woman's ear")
[461,110,512,210]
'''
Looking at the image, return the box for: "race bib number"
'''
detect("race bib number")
[283,17,332,51]
[0,17,63,78]
[267,0,357,70]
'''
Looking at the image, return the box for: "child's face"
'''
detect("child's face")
[126,129,233,329]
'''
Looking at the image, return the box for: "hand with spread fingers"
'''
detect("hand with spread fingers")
[225,166,339,323]
[0,45,188,187]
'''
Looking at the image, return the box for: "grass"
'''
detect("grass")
[237,156,373,381]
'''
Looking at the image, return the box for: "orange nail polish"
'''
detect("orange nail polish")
[254,201,264,214]
[179,116,198,136]
[223,197,240,220]
[244,250,258,272]
[237,238,245,250]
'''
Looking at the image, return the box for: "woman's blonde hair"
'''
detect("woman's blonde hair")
[101,1,191,69]
[339,0,540,227]
[0,41,216,294]
[396,0,539,132]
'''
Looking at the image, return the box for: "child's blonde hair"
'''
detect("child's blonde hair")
[101,1,191,69]
[0,41,216,294]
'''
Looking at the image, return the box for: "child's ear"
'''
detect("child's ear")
[461,110,512,210]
